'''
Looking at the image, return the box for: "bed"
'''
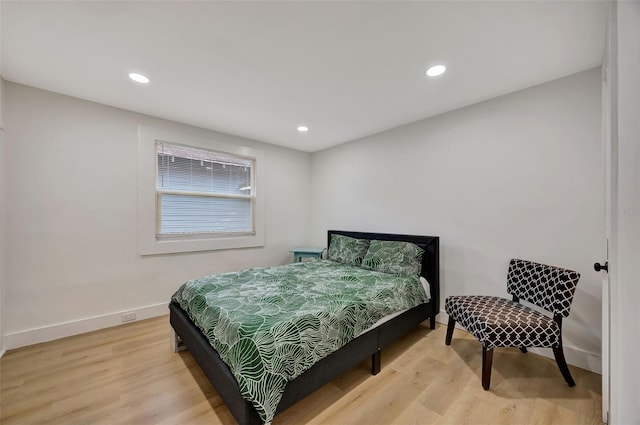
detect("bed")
[169,230,440,425]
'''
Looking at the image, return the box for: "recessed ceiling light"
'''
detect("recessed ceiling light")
[128,72,150,84]
[425,65,446,77]
[297,126,309,132]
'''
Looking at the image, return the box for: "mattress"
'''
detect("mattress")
[357,276,431,336]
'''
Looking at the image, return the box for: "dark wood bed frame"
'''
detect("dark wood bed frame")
[169,230,440,425]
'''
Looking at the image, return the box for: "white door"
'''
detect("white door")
[603,2,640,423]
[600,2,617,421]
[600,48,613,424]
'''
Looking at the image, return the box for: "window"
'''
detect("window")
[156,143,255,237]
[139,127,264,255]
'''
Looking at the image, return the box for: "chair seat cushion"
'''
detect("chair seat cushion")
[445,295,560,350]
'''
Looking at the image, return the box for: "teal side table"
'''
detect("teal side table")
[289,247,324,263]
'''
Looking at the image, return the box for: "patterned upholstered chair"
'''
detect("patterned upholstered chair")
[444,259,580,390]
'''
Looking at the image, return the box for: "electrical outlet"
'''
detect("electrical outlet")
[121,312,137,323]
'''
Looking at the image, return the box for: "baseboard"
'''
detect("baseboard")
[437,310,602,374]
[0,347,6,359]
[4,303,168,351]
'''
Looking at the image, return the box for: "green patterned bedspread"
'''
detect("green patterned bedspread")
[171,259,429,424]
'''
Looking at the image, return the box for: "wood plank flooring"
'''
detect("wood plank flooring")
[0,316,602,425]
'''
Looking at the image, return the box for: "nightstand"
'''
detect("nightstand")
[289,247,324,263]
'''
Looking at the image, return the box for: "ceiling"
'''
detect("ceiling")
[1,1,608,152]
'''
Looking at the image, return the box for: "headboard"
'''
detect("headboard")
[327,230,440,316]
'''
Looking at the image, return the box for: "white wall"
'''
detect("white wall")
[0,77,6,356]
[310,68,603,372]
[4,83,311,348]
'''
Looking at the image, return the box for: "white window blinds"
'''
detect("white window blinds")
[156,142,255,237]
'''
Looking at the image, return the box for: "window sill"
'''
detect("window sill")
[140,232,264,256]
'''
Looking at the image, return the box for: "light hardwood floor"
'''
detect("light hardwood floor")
[0,316,602,425]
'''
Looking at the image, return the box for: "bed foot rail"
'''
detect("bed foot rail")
[171,327,187,353]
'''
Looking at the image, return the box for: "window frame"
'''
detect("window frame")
[155,142,256,239]
[138,126,264,255]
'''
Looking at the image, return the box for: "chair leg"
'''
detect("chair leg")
[445,316,455,345]
[519,347,528,353]
[482,346,494,390]
[553,345,576,387]
[430,315,436,330]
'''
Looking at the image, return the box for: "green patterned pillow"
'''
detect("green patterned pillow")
[361,240,425,276]
[327,234,370,266]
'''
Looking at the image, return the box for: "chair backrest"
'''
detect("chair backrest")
[506,259,580,317]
